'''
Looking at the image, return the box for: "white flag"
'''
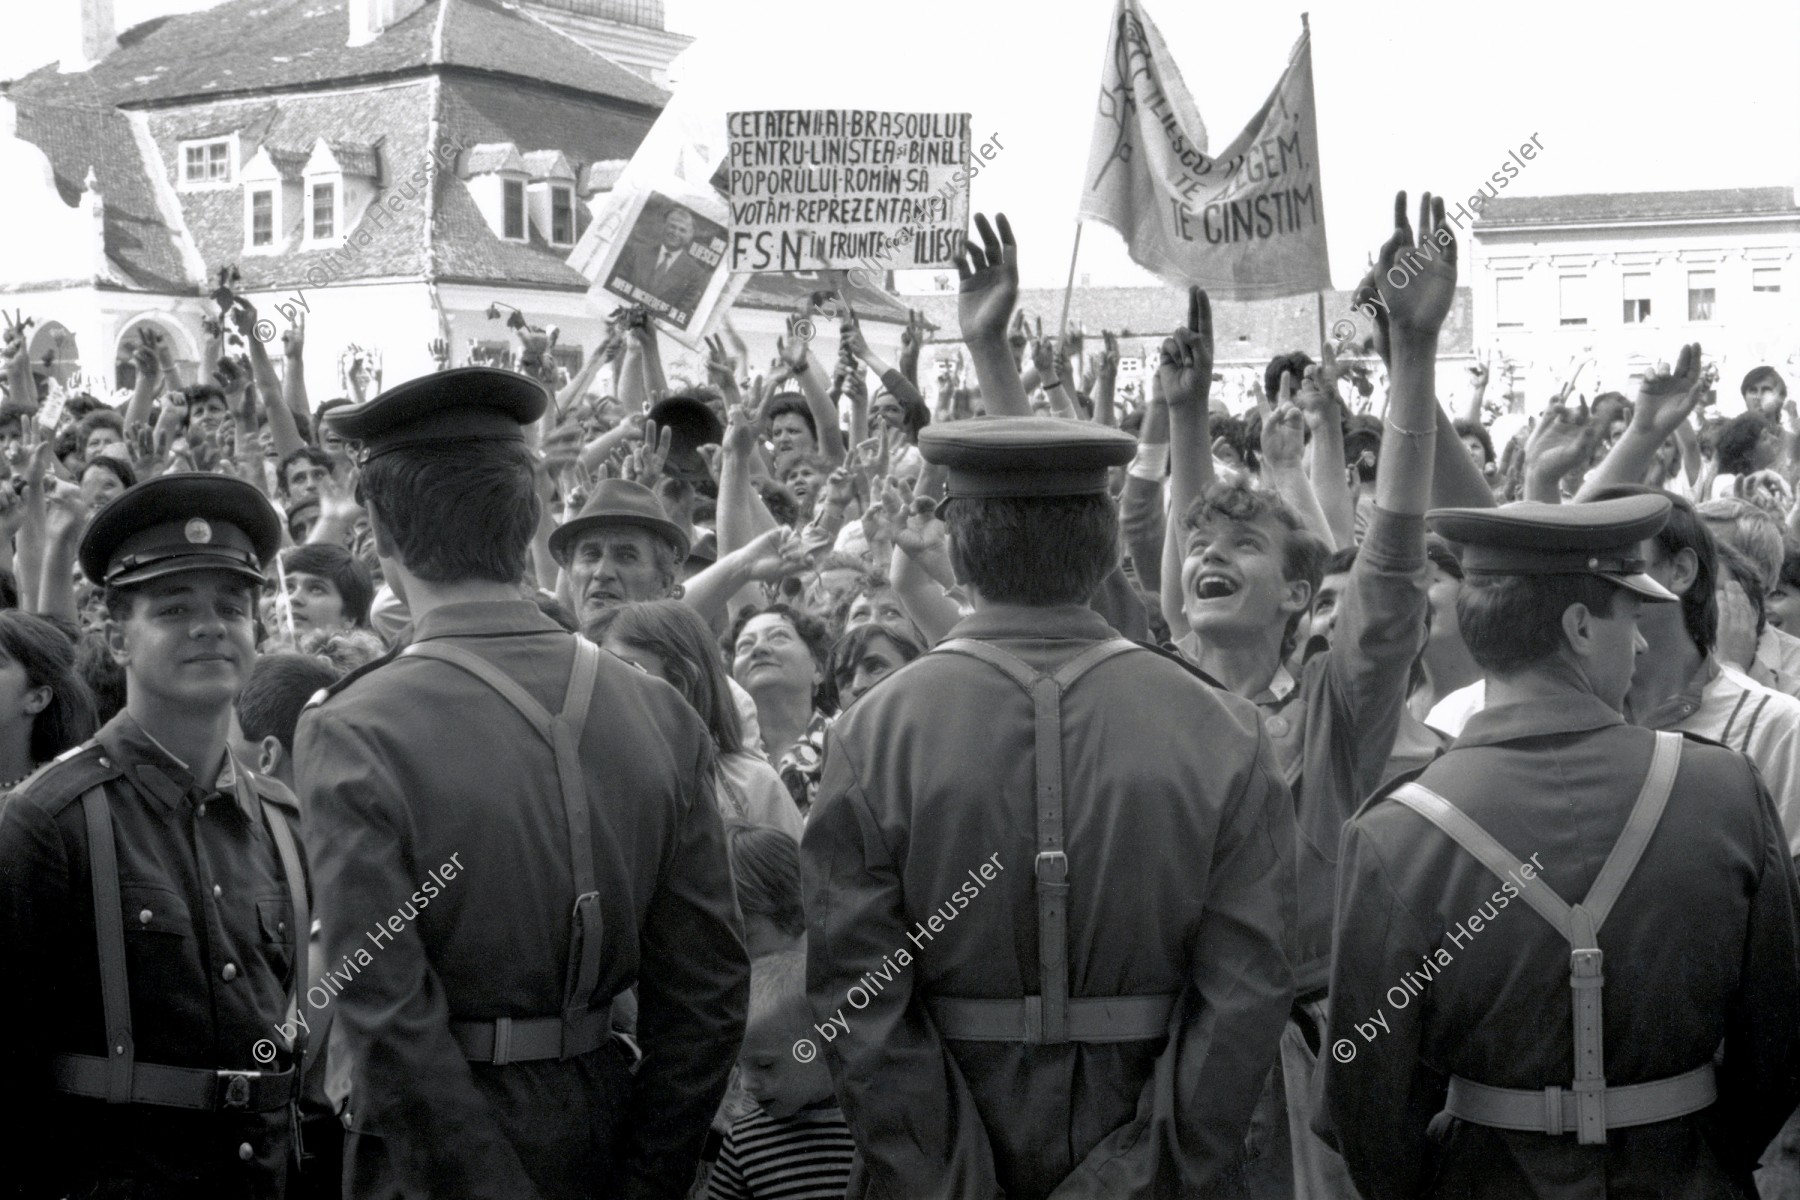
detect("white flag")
[1079,3,1329,300]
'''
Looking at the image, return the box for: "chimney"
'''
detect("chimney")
[348,0,433,48]
[58,0,118,73]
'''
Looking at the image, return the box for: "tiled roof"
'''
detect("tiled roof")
[11,99,196,292]
[522,150,577,181]
[264,146,310,180]
[324,141,382,179]
[8,0,666,112]
[902,285,1474,361]
[1476,187,1799,228]
[581,159,626,194]
[462,141,526,176]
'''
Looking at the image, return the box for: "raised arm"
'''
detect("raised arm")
[1576,343,1704,500]
[1092,331,1120,427]
[955,214,1030,417]
[1158,287,1215,634]
[233,300,305,461]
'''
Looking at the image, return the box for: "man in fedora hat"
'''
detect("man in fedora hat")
[295,367,747,1200]
[550,477,691,631]
[0,474,307,1198]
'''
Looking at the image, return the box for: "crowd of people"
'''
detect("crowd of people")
[1,187,1799,1200]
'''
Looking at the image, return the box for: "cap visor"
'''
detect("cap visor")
[108,557,269,589]
[1601,571,1679,603]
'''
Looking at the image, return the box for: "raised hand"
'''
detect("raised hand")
[776,315,811,374]
[1261,402,1307,470]
[1374,191,1456,338]
[626,421,673,487]
[1097,331,1120,387]
[131,335,162,385]
[956,213,1019,346]
[1468,348,1490,391]
[900,309,925,367]
[213,354,251,398]
[704,334,739,388]
[742,527,811,585]
[1030,317,1059,382]
[722,402,759,458]
[1525,400,1600,489]
[894,497,955,588]
[1155,287,1214,411]
[427,337,450,370]
[1632,342,1704,439]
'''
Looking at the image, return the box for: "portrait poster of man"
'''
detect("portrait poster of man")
[601,191,728,334]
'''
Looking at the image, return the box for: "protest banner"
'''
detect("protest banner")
[1078,3,1329,300]
[725,110,972,273]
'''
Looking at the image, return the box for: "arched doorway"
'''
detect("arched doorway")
[114,314,197,392]
[27,321,80,394]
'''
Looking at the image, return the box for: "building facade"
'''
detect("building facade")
[1469,188,1800,408]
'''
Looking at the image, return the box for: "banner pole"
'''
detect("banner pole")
[1058,223,1085,343]
[1315,290,1327,357]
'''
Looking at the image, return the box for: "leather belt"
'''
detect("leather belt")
[51,1055,297,1112]
[449,1009,612,1065]
[928,994,1178,1044]
[1445,1063,1717,1135]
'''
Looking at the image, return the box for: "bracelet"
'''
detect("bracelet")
[1384,417,1434,439]
[1128,442,1170,481]
[1041,378,1063,390]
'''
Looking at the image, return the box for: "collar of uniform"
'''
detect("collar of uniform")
[410,599,564,644]
[1452,692,1624,749]
[94,711,254,817]
[943,603,1119,644]
[1627,655,1718,731]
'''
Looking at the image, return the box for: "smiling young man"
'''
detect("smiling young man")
[0,474,307,1198]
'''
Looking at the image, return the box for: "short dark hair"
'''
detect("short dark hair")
[1742,365,1788,400]
[281,543,374,626]
[183,383,228,410]
[76,409,124,443]
[1452,418,1494,466]
[1456,573,1624,675]
[827,623,925,713]
[1780,545,1800,592]
[358,441,540,584]
[1588,484,1716,659]
[945,493,1118,607]
[587,599,744,755]
[74,632,126,725]
[1323,546,1358,576]
[278,446,333,495]
[764,395,818,443]
[753,479,801,528]
[1182,480,1330,660]
[724,821,805,939]
[0,610,97,765]
[1715,413,1773,476]
[728,603,833,678]
[235,653,341,755]
[1264,351,1314,403]
[81,456,136,492]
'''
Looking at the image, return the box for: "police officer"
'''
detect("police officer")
[802,415,1297,1198]
[1321,495,1800,1198]
[0,474,306,1198]
[294,367,748,1200]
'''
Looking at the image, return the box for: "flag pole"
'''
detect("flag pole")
[1315,290,1327,357]
[1058,222,1085,343]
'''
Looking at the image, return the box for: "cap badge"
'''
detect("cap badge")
[184,518,213,545]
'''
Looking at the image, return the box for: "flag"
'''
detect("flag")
[1079,3,1329,300]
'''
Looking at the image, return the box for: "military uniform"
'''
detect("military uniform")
[1320,497,1800,1199]
[294,369,748,1200]
[0,475,306,1199]
[803,418,1297,1199]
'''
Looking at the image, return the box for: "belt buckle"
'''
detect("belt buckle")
[1035,851,1068,884]
[217,1069,262,1110]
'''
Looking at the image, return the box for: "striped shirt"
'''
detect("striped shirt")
[705,1103,855,1200]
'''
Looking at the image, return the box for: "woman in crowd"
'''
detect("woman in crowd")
[827,622,924,711]
[277,543,374,639]
[722,820,805,959]
[78,456,135,511]
[593,599,801,837]
[729,603,832,816]
[0,610,97,790]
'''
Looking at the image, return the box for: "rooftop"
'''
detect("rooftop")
[1475,187,1800,228]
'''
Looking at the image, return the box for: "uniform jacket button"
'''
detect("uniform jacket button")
[212,884,222,898]
[238,1141,254,1161]
[221,963,238,981]
[196,803,207,818]
[138,909,153,925]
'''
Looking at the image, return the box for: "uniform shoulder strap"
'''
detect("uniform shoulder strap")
[1391,782,1574,938]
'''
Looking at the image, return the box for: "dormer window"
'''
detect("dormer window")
[249,188,275,247]
[179,136,235,188]
[551,185,575,246]
[311,180,337,242]
[503,179,526,241]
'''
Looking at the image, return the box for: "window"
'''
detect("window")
[1495,277,1523,327]
[1753,267,1782,294]
[182,138,233,185]
[249,189,274,247]
[551,185,575,245]
[1622,273,1652,324]
[1558,275,1588,326]
[503,179,526,240]
[311,182,336,241]
[1687,270,1715,322]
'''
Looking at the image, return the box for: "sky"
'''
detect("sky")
[8,0,1798,292]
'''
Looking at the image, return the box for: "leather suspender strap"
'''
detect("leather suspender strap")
[80,787,133,1103]
[1394,732,1694,1144]
[932,637,1149,1046]
[399,638,609,1062]
[259,792,309,1059]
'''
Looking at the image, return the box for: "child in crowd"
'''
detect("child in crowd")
[705,951,853,1200]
